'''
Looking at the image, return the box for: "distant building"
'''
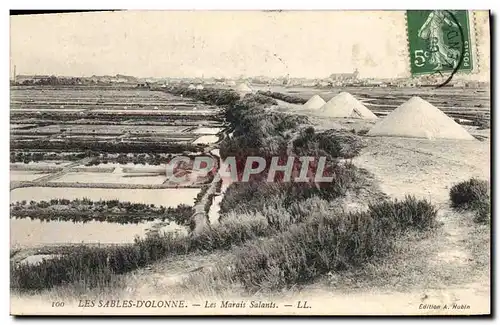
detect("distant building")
[283,74,291,86]
[15,74,51,84]
[317,81,331,87]
[329,69,359,82]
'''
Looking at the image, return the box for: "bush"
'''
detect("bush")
[449,178,490,209]
[11,245,131,291]
[233,196,438,292]
[243,93,278,106]
[11,139,203,154]
[9,151,91,163]
[368,195,438,231]
[164,85,241,106]
[10,199,194,225]
[220,94,308,160]
[234,212,379,292]
[472,198,491,224]
[293,129,364,159]
[219,161,368,217]
[449,178,490,224]
[12,194,438,293]
[256,90,307,104]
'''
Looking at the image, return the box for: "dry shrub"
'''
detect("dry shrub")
[368,195,439,231]
[472,198,491,224]
[233,196,438,292]
[293,129,364,159]
[243,93,278,106]
[450,178,490,209]
[449,178,491,224]
[256,90,307,104]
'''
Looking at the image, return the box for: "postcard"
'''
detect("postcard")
[10,10,491,316]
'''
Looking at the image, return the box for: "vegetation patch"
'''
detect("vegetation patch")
[11,139,204,154]
[10,151,88,164]
[11,111,223,123]
[256,90,308,104]
[233,196,438,292]
[450,178,490,224]
[10,199,193,225]
[221,94,308,158]
[293,127,364,159]
[242,93,278,106]
[203,178,223,214]
[450,178,489,209]
[219,162,372,216]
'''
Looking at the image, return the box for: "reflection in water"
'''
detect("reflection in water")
[10,218,187,248]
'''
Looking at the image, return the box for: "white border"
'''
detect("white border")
[2,0,497,10]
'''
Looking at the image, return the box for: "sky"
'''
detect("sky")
[9,10,490,80]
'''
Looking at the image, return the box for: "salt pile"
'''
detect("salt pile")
[236,83,253,96]
[113,167,124,174]
[318,92,378,119]
[188,84,196,90]
[195,85,204,90]
[303,95,326,110]
[367,96,475,140]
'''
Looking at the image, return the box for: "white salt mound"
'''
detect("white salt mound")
[303,95,326,110]
[367,96,475,140]
[188,84,196,89]
[318,92,378,119]
[236,83,253,93]
[195,85,204,90]
[113,167,124,174]
[235,83,253,98]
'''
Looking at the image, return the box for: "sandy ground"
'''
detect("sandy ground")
[352,136,490,203]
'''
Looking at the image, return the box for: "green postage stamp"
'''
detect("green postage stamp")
[406,10,474,76]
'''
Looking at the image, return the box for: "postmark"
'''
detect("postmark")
[406,10,474,77]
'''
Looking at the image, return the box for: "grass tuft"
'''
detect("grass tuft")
[368,195,439,231]
[450,178,489,209]
[449,178,490,224]
[233,196,438,292]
